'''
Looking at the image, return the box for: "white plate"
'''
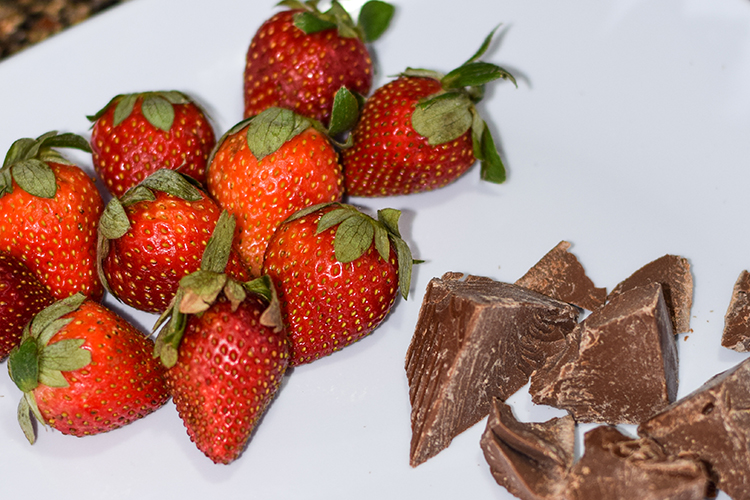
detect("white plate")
[1,0,748,498]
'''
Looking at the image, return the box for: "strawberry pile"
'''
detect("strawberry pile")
[0,0,516,466]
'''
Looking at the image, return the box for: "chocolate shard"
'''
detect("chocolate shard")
[721,269,750,352]
[638,356,750,500]
[480,398,574,500]
[405,273,580,467]
[530,282,678,424]
[516,241,606,312]
[565,426,710,500]
[607,254,693,334]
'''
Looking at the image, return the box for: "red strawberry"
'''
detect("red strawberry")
[206,107,345,276]
[7,293,169,443]
[153,217,289,464]
[0,251,55,359]
[88,91,216,197]
[262,202,413,366]
[0,131,105,301]
[243,0,394,126]
[98,169,249,314]
[341,28,517,196]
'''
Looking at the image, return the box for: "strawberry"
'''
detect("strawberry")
[341,28,517,196]
[0,131,105,301]
[243,0,394,126]
[0,251,55,359]
[262,202,413,366]
[153,214,289,464]
[7,293,169,443]
[206,107,346,276]
[98,169,249,314]
[88,90,216,197]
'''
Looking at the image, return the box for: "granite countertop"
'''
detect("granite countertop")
[0,0,126,60]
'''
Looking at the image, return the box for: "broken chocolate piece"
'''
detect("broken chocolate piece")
[405,273,580,467]
[530,282,678,424]
[516,241,606,311]
[721,269,750,352]
[565,426,710,500]
[638,356,750,500]
[480,398,574,500]
[607,254,693,334]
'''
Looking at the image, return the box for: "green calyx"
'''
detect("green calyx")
[96,169,205,297]
[288,202,414,300]
[405,26,517,184]
[211,92,360,165]
[152,211,283,368]
[0,130,92,199]
[7,293,91,444]
[87,90,195,132]
[279,0,395,43]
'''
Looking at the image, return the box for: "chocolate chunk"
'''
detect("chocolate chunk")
[530,282,678,424]
[405,273,580,466]
[608,254,693,334]
[516,241,606,311]
[721,270,750,352]
[638,356,750,500]
[565,426,710,500]
[480,398,574,500]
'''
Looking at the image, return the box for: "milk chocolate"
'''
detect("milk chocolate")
[530,282,678,424]
[405,273,580,466]
[516,241,606,312]
[607,254,693,334]
[638,356,750,500]
[480,398,574,500]
[721,269,750,352]
[565,426,710,500]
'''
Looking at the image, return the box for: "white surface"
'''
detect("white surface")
[0,0,748,498]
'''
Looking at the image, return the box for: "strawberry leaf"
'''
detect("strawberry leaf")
[99,197,131,240]
[243,275,274,302]
[3,137,35,167]
[373,222,390,262]
[400,67,444,81]
[37,369,69,388]
[293,10,337,33]
[224,279,247,311]
[158,90,191,105]
[286,201,335,224]
[141,95,175,132]
[479,125,506,184]
[178,271,227,314]
[334,214,375,263]
[246,107,310,161]
[327,87,360,137]
[38,338,90,372]
[391,235,413,300]
[358,0,394,42]
[17,396,36,444]
[318,206,356,233]
[411,92,473,145]
[113,93,138,127]
[464,25,500,65]
[30,293,86,342]
[12,159,57,198]
[377,208,402,238]
[0,168,13,197]
[7,338,40,393]
[41,132,92,153]
[442,61,517,90]
[139,168,203,201]
[36,318,73,351]
[201,210,235,274]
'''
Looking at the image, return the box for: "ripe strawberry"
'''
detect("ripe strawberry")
[7,293,169,444]
[0,251,55,359]
[262,202,413,366]
[243,0,394,126]
[88,90,216,197]
[0,131,104,301]
[341,28,517,196]
[98,169,249,314]
[153,217,289,464]
[206,107,345,276]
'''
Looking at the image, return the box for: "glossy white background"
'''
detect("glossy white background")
[1,1,748,498]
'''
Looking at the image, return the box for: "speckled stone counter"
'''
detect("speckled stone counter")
[0,0,125,60]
